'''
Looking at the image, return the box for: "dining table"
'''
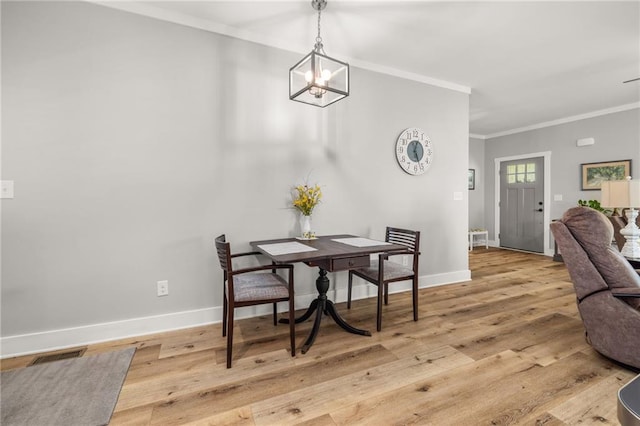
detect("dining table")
[250,234,407,354]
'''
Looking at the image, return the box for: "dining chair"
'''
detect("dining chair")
[347,227,421,331]
[215,234,295,368]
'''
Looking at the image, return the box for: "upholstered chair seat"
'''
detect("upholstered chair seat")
[229,274,290,302]
[355,260,415,282]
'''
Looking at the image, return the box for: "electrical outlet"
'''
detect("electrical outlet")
[402,255,409,266]
[157,280,169,296]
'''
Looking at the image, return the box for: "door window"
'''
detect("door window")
[506,162,536,184]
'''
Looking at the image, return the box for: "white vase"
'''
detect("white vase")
[299,214,312,238]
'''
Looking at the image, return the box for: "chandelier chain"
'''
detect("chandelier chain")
[314,7,327,54]
[316,7,323,45]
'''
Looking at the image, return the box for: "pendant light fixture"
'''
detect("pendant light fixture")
[289,0,349,107]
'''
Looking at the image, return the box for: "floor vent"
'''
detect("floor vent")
[29,348,87,366]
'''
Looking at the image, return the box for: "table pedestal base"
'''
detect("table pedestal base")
[280,268,371,354]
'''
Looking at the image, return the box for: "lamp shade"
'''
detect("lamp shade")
[601,178,640,208]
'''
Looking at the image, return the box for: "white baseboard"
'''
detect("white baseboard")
[489,239,555,257]
[1,308,220,359]
[0,269,470,358]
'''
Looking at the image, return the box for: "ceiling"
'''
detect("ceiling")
[100,1,640,138]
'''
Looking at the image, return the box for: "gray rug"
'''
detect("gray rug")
[1,347,136,426]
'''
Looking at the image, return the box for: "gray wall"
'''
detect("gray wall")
[468,137,485,230]
[484,109,640,248]
[1,2,469,348]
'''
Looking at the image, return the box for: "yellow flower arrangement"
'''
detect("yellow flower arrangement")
[292,183,322,216]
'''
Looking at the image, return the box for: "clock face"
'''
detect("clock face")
[395,127,433,175]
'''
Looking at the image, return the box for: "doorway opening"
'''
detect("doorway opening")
[494,152,551,255]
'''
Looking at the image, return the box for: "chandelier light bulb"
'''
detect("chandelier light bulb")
[304,69,330,88]
[304,70,314,83]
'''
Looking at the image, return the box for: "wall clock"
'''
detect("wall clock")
[395,127,433,175]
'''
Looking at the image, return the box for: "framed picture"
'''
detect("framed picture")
[468,169,475,190]
[581,159,631,190]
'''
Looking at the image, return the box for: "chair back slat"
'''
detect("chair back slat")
[215,234,232,272]
[386,227,420,252]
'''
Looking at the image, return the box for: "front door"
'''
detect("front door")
[499,157,544,252]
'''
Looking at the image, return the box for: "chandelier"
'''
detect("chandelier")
[289,0,349,107]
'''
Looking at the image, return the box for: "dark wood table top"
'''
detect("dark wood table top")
[250,234,406,266]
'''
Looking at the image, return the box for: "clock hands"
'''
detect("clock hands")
[407,141,420,162]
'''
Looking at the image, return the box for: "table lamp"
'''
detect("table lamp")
[601,176,640,259]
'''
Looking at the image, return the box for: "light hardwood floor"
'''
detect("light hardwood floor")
[3,248,637,425]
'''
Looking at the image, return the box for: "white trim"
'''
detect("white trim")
[0,270,470,358]
[1,307,219,359]
[484,103,640,139]
[90,1,298,54]
[86,2,637,135]
[348,58,471,94]
[89,1,471,95]
[419,270,471,288]
[494,151,552,256]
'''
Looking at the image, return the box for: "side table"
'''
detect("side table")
[468,230,488,251]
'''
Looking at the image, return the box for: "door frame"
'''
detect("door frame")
[494,151,552,256]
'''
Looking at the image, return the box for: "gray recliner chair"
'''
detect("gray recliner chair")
[550,207,640,370]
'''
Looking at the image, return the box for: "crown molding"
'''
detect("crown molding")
[89,1,471,95]
[483,102,640,140]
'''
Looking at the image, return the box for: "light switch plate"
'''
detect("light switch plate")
[453,191,463,201]
[157,280,169,296]
[1,181,14,199]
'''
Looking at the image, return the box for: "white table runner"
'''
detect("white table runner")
[331,237,391,248]
[257,241,318,256]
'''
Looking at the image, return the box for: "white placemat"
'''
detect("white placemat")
[331,237,391,248]
[257,241,318,256]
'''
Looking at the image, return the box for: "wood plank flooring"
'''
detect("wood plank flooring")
[3,248,637,425]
